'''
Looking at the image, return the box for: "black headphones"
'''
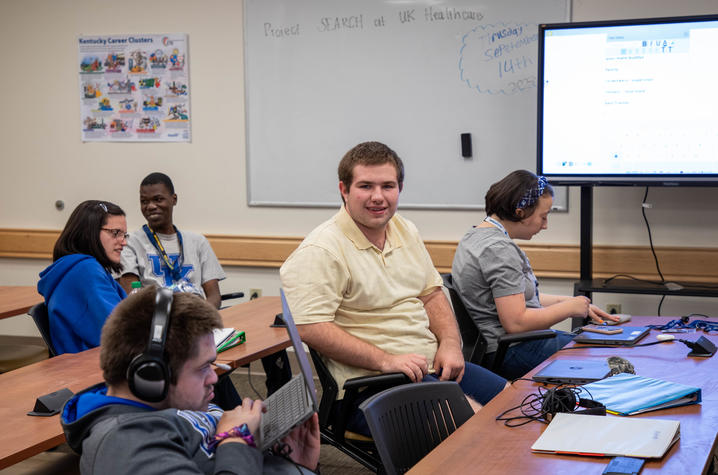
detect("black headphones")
[496,382,606,427]
[126,288,173,402]
[541,386,606,419]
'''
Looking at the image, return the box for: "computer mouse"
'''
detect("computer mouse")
[657,334,675,342]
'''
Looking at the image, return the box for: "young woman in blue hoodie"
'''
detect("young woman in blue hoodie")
[38,200,128,354]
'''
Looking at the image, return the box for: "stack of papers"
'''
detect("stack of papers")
[531,413,680,458]
[213,328,246,353]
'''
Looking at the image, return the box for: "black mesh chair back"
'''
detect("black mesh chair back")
[28,302,57,357]
[359,381,473,475]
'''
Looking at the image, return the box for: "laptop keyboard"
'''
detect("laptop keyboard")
[262,374,306,443]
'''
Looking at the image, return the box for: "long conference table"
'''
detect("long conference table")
[0,296,288,470]
[0,286,42,320]
[410,316,718,475]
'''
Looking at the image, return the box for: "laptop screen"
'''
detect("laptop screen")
[280,289,318,408]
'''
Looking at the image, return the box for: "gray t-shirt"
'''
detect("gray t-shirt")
[451,226,540,353]
[120,228,225,298]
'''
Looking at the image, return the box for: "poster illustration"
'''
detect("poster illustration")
[78,33,190,142]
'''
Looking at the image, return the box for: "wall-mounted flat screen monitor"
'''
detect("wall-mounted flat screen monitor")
[537,15,718,186]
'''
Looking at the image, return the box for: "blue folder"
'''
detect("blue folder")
[577,372,701,416]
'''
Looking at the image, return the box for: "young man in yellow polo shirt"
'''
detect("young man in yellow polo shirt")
[280,141,507,435]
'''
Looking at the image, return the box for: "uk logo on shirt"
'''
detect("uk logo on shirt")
[148,254,195,286]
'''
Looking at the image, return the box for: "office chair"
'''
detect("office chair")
[359,381,473,475]
[309,347,410,472]
[442,274,556,377]
[28,302,58,358]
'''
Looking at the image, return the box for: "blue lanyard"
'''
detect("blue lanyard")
[648,319,718,333]
[484,216,509,236]
[142,224,185,282]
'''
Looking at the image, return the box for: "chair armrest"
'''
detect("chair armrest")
[343,373,411,391]
[497,329,557,345]
[220,291,245,301]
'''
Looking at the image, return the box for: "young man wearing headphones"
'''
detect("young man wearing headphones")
[61,287,320,474]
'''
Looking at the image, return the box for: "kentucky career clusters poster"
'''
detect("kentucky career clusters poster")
[78,34,191,142]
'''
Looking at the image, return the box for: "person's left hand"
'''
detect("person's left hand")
[433,341,465,382]
[588,304,620,324]
[280,413,320,470]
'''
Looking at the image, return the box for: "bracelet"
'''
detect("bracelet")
[208,423,256,451]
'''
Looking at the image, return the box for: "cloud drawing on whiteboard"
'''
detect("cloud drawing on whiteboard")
[459,22,539,95]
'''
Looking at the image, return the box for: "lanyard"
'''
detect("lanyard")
[484,216,509,236]
[142,224,185,282]
[648,319,718,333]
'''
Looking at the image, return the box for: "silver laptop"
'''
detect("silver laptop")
[256,289,318,450]
[532,359,611,385]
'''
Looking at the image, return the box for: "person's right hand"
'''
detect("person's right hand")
[379,353,428,382]
[564,296,590,318]
[216,397,265,442]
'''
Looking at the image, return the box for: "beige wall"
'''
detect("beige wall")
[1,0,717,335]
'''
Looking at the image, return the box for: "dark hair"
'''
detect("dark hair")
[140,172,175,194]
[100,286,222,386]
[485,170,554,222]
[53,200,125,273]
[338,142,404,195]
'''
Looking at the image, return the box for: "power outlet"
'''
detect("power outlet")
[606,303,622,315]
[249,288,262,300]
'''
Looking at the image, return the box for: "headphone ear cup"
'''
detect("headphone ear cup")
[126,287,173,402]
[127,353,170,403]
[541,387,578,416]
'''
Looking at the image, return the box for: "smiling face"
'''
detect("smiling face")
[140,183,177,234]
[99,214,128,265]
[165,333,218,411]
[339,163,400,246]
[515,193,553,240]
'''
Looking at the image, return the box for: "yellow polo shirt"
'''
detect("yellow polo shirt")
[280,206,442,392]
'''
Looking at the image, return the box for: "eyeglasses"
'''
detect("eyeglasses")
[101,228,130,240]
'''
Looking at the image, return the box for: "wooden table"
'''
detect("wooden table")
[410,317,718,475]
[0,286,42,320]
[0,296,287,470]
[215,296,289,369]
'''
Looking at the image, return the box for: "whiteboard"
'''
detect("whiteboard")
[245,0,569,210]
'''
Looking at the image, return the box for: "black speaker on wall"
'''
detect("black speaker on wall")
[461,133,472,158]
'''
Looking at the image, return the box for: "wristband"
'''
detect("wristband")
[208,423,256,451]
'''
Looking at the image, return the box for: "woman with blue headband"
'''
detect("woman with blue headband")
[451,170,617,379]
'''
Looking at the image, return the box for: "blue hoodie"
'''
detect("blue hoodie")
[37,254,126,354]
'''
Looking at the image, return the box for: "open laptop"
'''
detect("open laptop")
[255,289,318,451]
[532,359,611,385]
[573,326,650,346]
